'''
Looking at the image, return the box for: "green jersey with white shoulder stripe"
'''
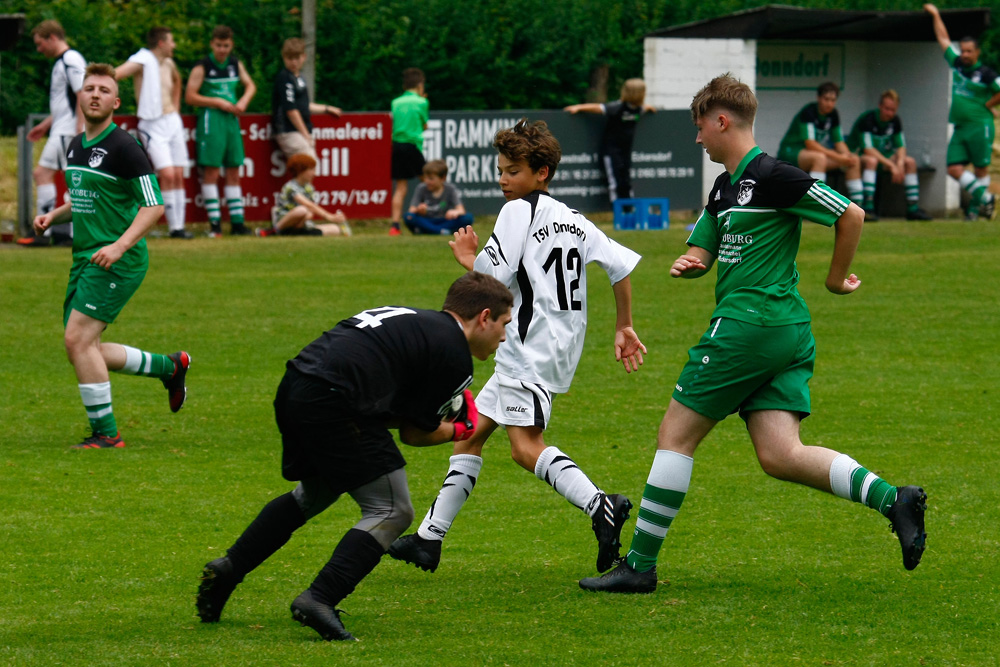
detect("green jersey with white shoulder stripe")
[687,146,849,327]
[64,122,163,273]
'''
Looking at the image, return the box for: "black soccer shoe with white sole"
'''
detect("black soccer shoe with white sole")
[887,485,927,571]
[196,556,242,622]
[579,560,657,593]
[387,533,442,572]
[592,493,632,572]
[291,590,357,641]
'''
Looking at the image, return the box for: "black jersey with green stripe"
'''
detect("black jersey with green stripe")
[64,123,162,272]
[847,109,905,156]
[778,102,844,154]
[687,147,849,326]
[945,46,1000,124]
[197,54,240,105]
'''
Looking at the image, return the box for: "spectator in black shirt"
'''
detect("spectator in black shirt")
[271,38,341,161]
[565,78,656,204]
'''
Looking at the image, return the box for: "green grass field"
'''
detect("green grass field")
[1,219,998,666]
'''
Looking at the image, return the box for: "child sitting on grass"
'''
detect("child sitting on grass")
[263,153,351,237]
[404,159,473,235]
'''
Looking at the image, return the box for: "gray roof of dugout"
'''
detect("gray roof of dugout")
[647,5,991,42]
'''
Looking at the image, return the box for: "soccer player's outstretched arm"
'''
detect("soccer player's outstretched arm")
[611,277,646,373]
[670,246,714,279]
[825,203,864,295]
[924,5,952,52]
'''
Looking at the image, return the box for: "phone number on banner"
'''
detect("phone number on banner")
[313,189,389,206]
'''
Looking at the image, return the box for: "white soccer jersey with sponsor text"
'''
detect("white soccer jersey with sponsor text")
[473,190,640,393]
[49,49,87,136]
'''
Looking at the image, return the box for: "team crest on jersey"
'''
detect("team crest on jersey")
[972,72,982,83]
[88,148,108,169]
[229,66,236,77]
[737,179,756,206]
[714,190,721,201]
[71,170,83,187]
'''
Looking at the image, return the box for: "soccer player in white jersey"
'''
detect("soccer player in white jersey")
[116,26,192,239]
[389,119,647,577]
[23,20,86,247]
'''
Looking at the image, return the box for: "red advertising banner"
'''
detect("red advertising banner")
[58,112,392,222]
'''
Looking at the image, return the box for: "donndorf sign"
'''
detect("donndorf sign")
[756,42,846,90]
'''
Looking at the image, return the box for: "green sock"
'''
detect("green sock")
[117,345,175,379]
[625,450,692,573]
[79,382,117,437]
[830,454,897,517]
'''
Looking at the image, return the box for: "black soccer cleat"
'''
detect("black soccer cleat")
[387,533,442,573]
[230,224,252,236]
[72,431,125,449]
[579,559,657,594]
[196,556,243,622]
[886,485,927,571]
[162,351,191,413]
[905,207,932,221]
[291,590,357,641]
[979,193,996,221]
[592,493,632,573]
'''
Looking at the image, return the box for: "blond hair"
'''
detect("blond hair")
[621,78,646,106]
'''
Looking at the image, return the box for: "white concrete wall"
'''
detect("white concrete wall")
[646,37,955,214]
[644,37,757,206]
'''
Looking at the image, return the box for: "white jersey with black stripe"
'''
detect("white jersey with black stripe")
[473,190,640,394]
[50,49,87,136]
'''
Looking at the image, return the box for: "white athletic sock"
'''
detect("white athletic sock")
[534,446,602,514]
[36,183,56,216]
[809,170,826,182]
[171,189,187,230]
[416,455,483,541]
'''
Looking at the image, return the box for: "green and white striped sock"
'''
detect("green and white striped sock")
[225,185,245,225]
[829,454,897,516]
[202,184,221,225]
[626,450,692,573]
[117,345,175,380]
[79,382,117,437]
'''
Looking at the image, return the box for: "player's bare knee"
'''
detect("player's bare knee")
[861,155,877,171]
[904,156,917,172]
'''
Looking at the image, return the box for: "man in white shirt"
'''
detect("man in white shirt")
[22,20,86,247]
[116,26,192,239]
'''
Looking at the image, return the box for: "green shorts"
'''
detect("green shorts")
[947,122,995,168]
[777,145,801,165]
[672,318,815,421]
[196,110,245,168]
[63,260,146,326]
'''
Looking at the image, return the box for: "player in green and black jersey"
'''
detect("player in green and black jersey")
[926,4,1000,219]
[581,75,927,594]
[33,64,190,450]
[778,81,864,214]
[847,89,931,220]
[185,25,257,236]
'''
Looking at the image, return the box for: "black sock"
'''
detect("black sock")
[226,492,307,578]
[308,529,385,607]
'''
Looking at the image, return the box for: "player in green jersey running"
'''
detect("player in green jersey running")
[33,64,190,450]
[580,75,927,594]
[185,25,257,236]
[925,4,1000,220]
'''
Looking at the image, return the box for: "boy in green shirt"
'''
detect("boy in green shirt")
[581,75,927,594]
[34,64,190,449]
[388,67,429,236]
[185,25,257,236]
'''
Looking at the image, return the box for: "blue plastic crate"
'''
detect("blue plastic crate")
[613,197,670,230]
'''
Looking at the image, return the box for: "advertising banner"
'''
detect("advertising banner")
[417,109,703,215]
[58,112,392,222]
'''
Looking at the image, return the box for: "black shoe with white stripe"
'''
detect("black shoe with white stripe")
[591,493,632,572]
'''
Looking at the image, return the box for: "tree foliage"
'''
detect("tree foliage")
[2,0,997,134]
